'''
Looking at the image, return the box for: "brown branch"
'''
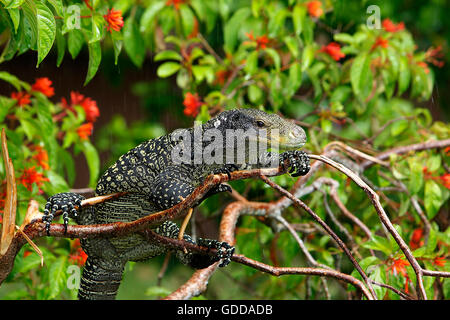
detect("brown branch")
[360,139,450,169]
[259,174,377,299]
[309,154,450,299]
[1,128,17,255]
[161,201,374,300]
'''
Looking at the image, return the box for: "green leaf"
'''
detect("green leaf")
[351,53,372,100]
[55,21,65,67]
[390,119,408,136]
[224,7,251,53]
[287,61,302,96]
[179,4,195,37]
[7,8,20,33]
[268,8,287,38]
[2,0,25,9]
[22,0,37,50]
[361,235,392,255]
[192,65,214,83]
[284,36,299,58]
[264,48,280,71]
[426,155,441,173]
[89,15,103,43]
[320,118,332,133]
[157,62,181,78]
[407,160,423,194]
[81,140,100,188]
[84,40,101,85]
[426,229,438,254]
[333,33,354,44]
[292,4,306,36]
[123,17,146,68]
[301,45,315,72]
[244,50,258,74]
[46,0,63,16]
[411,65,433,101]
[0,71,30,91]
[140,0,165,33]
[0,97,15,121]
[248,84,263,104]
[154,50,182,62]
[111,30,123,65]
[424,180,443,219]
[67,29,84,59]
[369,266,387,299]
[35,1,56,66]
[48,257,67,299]
[45,170,70,194]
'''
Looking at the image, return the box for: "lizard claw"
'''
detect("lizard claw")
[197,238,235,267]
[280,150,310,177]
[43,192,84,235]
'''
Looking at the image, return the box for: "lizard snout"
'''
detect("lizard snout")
[288,126,307,147]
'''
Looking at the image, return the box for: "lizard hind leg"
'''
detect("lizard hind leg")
[78,257,125,300]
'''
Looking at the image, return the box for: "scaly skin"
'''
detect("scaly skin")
[43,108,310,300]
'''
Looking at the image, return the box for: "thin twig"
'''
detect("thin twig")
[259,174,377,300]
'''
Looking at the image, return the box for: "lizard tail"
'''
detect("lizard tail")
[78,257,124,300]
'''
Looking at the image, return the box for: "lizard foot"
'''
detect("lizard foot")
[43,192,84,235]
[280,150,310,177]
[197,238,235,267]
[212,164,240,179]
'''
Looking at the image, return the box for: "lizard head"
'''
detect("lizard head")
[206,108,307,149]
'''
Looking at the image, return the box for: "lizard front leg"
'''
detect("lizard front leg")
[155,221,235,269]
[42,192,85,235]
[259,150,310,177]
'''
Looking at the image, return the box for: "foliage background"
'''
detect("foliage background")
[0,0,448,299]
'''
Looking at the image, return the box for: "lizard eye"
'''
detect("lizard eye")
[256,120,265,128]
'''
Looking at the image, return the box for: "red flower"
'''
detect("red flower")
[382,19,405,33]
[425,45,445,68]
[371,36,389,50]
[80,97,100,123]
[11,91,31,106]
[433,256,446,267]
[440,173,450,189]
[19,166,49,191]
[183,92,203,118]
[32,145,50,170]
[103,8,124,33]
[77,123,94,140]
[417,61,430,74]
[409,228,424,250]
[31,77,55,97]
[166,0,185,10]
[62,91,100,123]
[214,69,232,86]
[245,31,270,50]
[69,239,88,266]
[320,42,345,61]
[387,258,409,277]
[306,1,323,18]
